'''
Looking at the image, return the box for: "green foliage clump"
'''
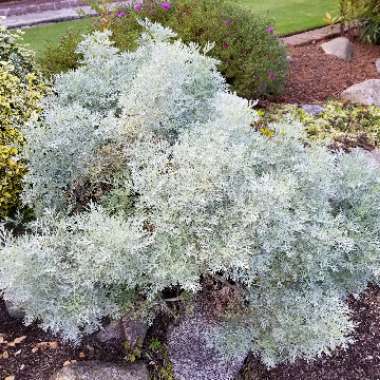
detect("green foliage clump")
[39,31,84,77]
[261,101,380,151]
[339,0,380,44]
[0,25,45,220]
[40,0,288,99]
[2,23,380,369]
[146,339,175,380]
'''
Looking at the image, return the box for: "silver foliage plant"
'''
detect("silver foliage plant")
[1,20,380,367]
[0,206,151,342]
[129,96,380,366]
[22,20,226,217]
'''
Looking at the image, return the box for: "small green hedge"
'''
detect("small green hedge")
[340,0,380,44]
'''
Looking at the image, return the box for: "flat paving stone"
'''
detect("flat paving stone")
[0,0,85,17]
[282,24,342,47]
[3,6,95,28]
[1,0,127,28]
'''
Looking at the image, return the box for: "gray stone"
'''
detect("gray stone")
[96,317,147,350]
[301,104,324,116]
[96,320,125,344]
[341,79,380,107]
[5,300,25,320]
[376,58,380,73]
[168,311,247,380]
[321,37,353,61]
[50,361,149,380]
[121,317,148,350]
[368,149,380,164]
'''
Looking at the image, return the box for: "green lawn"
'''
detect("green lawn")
[21,0,339,55]
[237,0,339,35]
[22,18,92,55]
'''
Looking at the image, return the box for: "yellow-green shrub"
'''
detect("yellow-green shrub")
[260,101,380,151]
[0,26,45,220]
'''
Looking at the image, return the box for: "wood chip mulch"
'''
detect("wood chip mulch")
[0,300,125,380]
[2,286,380,379]
[277,36,380,104]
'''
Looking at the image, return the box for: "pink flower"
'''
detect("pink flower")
[266,25,274,34]
[160,1,172,11]
[223,42,229,49]
[134,2,143,12]
[268,70,276,81]
[116,10,126,17]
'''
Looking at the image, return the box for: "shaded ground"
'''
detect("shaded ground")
[277,36,380,104]
[2,286,380,379]
[0,300,125,380]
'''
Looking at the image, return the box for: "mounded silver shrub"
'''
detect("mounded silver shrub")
[1,21,380,367]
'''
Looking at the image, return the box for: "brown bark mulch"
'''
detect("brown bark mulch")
[277,37,380,104]
[0,300,125,380]
[2,286,380,379]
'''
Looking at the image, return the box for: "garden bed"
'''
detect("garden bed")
[3,5,380,379]
[0,299,126,380]
[2,285,380,379]
[0,300,123,380]
[276,36,380,104]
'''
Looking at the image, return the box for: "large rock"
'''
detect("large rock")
[4,300,25,320]
[321,37,353,61]
[168,311,247,380]
[50,361,149,380]
[368,149,380,164]
[301,104,324,116]
[376,58,380,73]
[121,318,148,350]
[96,320,124,344]
[96,317,147,350]
[341,79,380,106]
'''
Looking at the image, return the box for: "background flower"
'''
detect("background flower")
[160,1,172,11]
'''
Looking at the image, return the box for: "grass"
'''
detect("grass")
[237,0,339,35]
[21,0,339,55]
[22,18,92,56]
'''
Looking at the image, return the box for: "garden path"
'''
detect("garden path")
[0,0,126,28]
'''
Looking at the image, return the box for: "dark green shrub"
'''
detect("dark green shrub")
[339,0,380,44]
[360,0,380,44]
[40,0,288,99]
[39,31,86,76]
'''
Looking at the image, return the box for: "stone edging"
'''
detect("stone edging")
[282,24,344,47]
